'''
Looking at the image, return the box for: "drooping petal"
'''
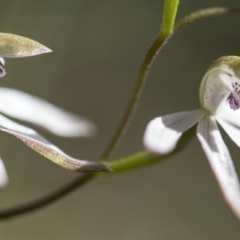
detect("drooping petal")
[0,88,96,138]
[216,116,240,147]
[197,116,240,219]
[0,157,8,188]
[0,33,51,57]
[0,114,110,172]
[144,110,205,155]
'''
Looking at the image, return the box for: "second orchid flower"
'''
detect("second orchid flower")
[144,56,240,219]
[0,33,110,187]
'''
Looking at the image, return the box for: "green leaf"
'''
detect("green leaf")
[0,33,52,57]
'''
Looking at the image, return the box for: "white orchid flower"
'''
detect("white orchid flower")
[0,33,110,188]
[144,56,240,219]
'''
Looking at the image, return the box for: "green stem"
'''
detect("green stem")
[174,7,233,30]
[161,0,180,37]
[0,174,95,220]
[100,0,179,161]
[100,6,237,162]
[1,5,240,221]
[106,126,195,174]
[0,126,195,220]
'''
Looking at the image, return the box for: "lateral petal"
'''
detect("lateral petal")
[144,110,205,155]
[0,88,96,138]
[197,116,240,219]
[0,114,110,172]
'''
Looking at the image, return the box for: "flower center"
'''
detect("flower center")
[229,82,240,110]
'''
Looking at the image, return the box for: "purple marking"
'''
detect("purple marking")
[0,65,6,78]
[229,93,240,110]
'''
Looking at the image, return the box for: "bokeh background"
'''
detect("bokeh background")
[1,0,240,239]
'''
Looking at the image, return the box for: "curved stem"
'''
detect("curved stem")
[100,7,240,161]
[100,0,179,161]
[99,36,168,161]
[174,7,237,30]
[1,6,240,221]
[0,126,195,220]
[0,174,95,220]
[107,126,195,173]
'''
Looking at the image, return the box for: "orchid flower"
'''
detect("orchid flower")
[143,56,240,219]
[0,33,110,187]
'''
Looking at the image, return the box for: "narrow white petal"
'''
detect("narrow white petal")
[197,116,240,219]
[144,110,205,155]
[217,101,240,128]
[216,117,240,147]
[0,157,8,188]
[0,114,110,172]
[0,88,96,138]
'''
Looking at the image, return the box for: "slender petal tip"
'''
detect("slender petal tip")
[0,113,108,173]
[73,121,97,139]
[0,88,95,138]
[0,33,52,57]
[77,161,112,172]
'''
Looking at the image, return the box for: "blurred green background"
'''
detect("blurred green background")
[1,0,240,239]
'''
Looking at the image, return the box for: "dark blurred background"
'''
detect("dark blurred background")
[1,0,240,239]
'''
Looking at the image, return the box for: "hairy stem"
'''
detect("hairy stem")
[100,7,239,161]
[0,126,195,220]
[1,6,240,221]
[107,126,195,173]
[100,0,179,161]
[0,174,94,220]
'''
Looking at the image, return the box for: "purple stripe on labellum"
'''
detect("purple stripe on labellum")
[229,93,240,110]
[0,61,7,78]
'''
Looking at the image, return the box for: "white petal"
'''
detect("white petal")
[0,114,110,172]
[0,88,96,138]
[216,117,240,147]
[217,100,240,128]
[0,157,8,188]
[197,116,240,219]
[144,110,205,155]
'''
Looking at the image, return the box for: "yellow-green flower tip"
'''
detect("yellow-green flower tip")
[207,56,240,78]
[0,33,52,58]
